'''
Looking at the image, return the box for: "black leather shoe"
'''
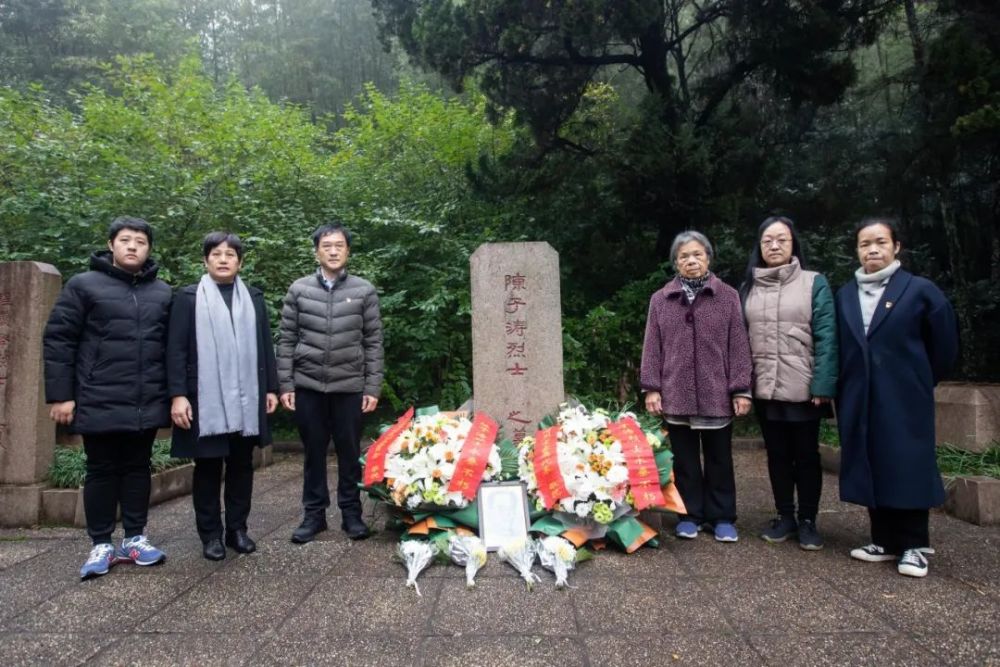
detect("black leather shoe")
[291,517,328,544]
[342,515,370,540]
[225,529,257,554]
[203,538,226,561]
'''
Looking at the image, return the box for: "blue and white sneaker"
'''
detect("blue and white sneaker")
[675,520,700,539]
[714,522,739,542]
[80,543,116,581]
[116,535,166,566]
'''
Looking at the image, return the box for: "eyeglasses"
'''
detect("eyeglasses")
[761,237,791,248]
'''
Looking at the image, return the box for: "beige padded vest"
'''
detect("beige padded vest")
[744,258,818,402]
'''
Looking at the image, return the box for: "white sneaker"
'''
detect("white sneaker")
[850,543,896,562]
[897,549,929,578]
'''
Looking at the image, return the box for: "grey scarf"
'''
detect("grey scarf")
[196,274,259,437]
[855,260,901,334]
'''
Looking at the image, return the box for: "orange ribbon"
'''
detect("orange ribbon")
[447,412,499,500]
[363,407,414,486]
[533,425,570,509]
[607,417,666,510]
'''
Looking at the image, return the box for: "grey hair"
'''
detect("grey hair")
[669,230,714,264]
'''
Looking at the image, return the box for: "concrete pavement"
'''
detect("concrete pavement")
[0,449,997,666]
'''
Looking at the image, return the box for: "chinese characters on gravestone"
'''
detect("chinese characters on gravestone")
[470,243,564,443]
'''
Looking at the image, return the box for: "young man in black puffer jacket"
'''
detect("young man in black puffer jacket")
[44,217,172,580]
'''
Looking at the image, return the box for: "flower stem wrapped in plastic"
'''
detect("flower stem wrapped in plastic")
[536,536,577,589]
[498,536,540,591]
[448,534,487,588]
[397,539,438,596]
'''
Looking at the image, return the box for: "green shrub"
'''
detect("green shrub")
[937,444,1000,479]
[47,440,189,489]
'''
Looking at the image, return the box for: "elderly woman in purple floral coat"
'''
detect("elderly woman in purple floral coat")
[641,230,753,542]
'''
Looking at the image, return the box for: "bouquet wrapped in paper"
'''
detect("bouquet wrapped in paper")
[397,539,438,596]
[362,406,518,536]
[498,536,540,591]
[448,534,488,588]
[536,536,578,589]
[518,403,686,552]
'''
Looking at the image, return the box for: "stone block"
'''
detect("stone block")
[944,475,1000,526]
[0,262,62,485]
[470,243,564,442]
[40,487,84,527]
[252,444,274,469]
[0,484,42,526]
[818,443,841,475]
[935,383,1000,453]
[149,463,194,505]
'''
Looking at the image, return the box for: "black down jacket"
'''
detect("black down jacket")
[276,270,384,396]
[43,250,173,434]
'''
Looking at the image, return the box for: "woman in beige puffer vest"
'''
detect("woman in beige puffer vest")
[739,216,838,551]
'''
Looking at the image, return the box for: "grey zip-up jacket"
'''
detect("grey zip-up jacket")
[276,270,384,397]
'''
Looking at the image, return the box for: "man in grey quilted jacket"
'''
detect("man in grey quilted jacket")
[277,223,384,542]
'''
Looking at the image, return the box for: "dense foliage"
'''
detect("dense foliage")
[1,1,998,415]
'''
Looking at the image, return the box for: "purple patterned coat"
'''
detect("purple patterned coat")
[640,274,753,417]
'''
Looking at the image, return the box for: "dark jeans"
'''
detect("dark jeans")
[294,388,363,520]
[759,415,822,522]
[192,435,255,543]
[669,423,736,525]
[869,507,930,553]
[82,429,157,545]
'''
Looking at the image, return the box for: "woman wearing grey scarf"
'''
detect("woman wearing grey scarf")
[835,218,958,579]
[168,232,279,561]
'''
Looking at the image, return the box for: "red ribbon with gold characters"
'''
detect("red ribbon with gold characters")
[363,407,415,486]
[607,416,665,510]
[447,412,499,500]
[533,425,570,509]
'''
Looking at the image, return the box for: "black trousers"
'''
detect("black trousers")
[294,388,363,519]
[82,429,157,545]
[869,507,930,553]
[192,435,255,543]
[669,423,737,525]
[758,415,823,521]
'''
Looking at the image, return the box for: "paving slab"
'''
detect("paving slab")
[747,633,941,666]
[0,632,112,666]
[92,633,260,667]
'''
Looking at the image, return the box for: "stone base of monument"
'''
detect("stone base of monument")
[5,445,274,528]
[943,476,1000,526]
[935,383,1000,453]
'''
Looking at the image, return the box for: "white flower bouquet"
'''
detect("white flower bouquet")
[363,408,508,512]
[517,403,685,552]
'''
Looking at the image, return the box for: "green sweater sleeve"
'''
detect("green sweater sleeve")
[810,274,838,397]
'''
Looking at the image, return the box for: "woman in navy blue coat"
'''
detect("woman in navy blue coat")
[835,218,958,578]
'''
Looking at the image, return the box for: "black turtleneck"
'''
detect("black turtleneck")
[218,281,235,311]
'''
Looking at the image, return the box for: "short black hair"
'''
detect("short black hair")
[854,216,900,245]
[202,231,244,260]
[108,216,154,246]
[312,222,352,249]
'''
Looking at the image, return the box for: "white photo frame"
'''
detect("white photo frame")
[477,481,531,551]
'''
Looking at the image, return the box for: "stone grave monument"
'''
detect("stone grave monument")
[470,243,565,442]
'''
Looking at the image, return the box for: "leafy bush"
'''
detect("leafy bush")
[47,440,190,489]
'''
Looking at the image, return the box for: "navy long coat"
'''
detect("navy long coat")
[835,269,958,509]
